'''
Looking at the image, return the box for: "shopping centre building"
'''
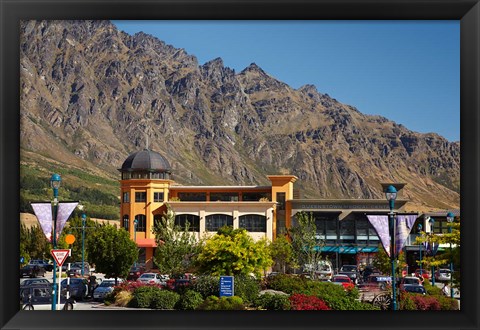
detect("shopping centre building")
[119,148,458,272]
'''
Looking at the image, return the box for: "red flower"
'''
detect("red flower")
[289,294,330,310]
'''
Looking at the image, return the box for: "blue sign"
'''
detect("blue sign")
[219,276,234,297]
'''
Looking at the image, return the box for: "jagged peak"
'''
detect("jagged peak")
[298,84,318,94]
[202,57,224,68]
[240,62,266,75]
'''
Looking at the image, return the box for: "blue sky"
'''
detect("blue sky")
[113,21,460,142]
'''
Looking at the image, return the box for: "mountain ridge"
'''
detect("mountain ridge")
[20,20,460,211]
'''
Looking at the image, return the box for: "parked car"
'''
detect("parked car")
[414,269,431,280]
[338,265,359,284]
[435,269,452,282]
[304,260,334,280]
[20,278,50,287]
[20,264,46,278]
[137,273,162,285]
[93,278,124,301]
[20,284,74,310]
[127,265,146,281]
[66,262,90,276]
[401,284,427,295]
[332,274,355,290]
[29,259,54,272]
[399,276,422,290]
[60,278,89,300]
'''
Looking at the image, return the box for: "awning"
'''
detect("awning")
[135,238,157,248]
[319,246,378,253]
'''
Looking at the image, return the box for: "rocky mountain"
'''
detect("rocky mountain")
[19,20,460,211]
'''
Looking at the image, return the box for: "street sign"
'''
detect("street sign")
[219,276,234,297]
[65,234,76,244]
[51,249,71,266]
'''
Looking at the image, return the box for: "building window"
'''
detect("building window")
[123,215,129,230]
[210,192,239,202]
[276,192,286,210]
[123,192,130,203]
[239,214,266,232]
[175,214,200,232]
[135,192,146,202]
[339,219,355,243]
[134,214,146,232]
[242,192,271,201]
[154,192,164,202]
[432,219,450,234]
[206,214,233,232]
[177,192,207,201]
[122,172,131,180]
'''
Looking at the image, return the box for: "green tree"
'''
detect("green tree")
[86,224,137,284]
[269,233,296,273]
[415,220,461,290]
[196,226,273,278]
[287,212,324,278]
[372,244,406,277]
[59,215,99,262]
[152,205,201,276]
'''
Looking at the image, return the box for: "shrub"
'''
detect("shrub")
[114,290,133,307]
[130,286,163,308]
[289,294,330,310]
[234,275,261,305]
[192,275,220,298]
[267,274,307,294]
[151,290,180,310]
[411,295,441,310]
[197,296,245,310]
[436,295,459,310]
[255,293,291,310]
[398,292,417,310]
[177,290,204,310]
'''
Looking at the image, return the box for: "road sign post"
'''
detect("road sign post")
[219,276,234,297]
[51,249,71,310]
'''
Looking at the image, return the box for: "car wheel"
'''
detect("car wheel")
[63,302,74,310]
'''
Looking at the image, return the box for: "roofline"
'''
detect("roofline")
[170,185,272,190]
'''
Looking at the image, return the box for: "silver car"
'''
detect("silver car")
[137,273,162,285]
[92,279,123,301]
[435,269,452,282]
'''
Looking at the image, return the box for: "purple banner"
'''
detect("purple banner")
[395,215,417,257]
[31,203,53,242]
[366,215,391,257]
[56,202,78,240]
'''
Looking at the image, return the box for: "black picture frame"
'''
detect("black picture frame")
[1,0,478,329]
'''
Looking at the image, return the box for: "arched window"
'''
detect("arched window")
[123,215,129,231]
[134,214,146,232]
[206,214,233,232]
[175,214,200,232]
[239,214,267,232]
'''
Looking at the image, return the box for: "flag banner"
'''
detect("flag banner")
[394,215,417,257]
[31,203,53,242]
[366,215,390,257]
[56,202,78,240]
[426,241,439,256]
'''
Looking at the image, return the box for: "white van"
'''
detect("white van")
[304,260,334,280]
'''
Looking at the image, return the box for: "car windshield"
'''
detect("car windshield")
[340,266,356,272]
[99,281,116,287]
[140,274,154,279]
[334,278,349,282]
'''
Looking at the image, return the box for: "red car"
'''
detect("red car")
[332,275,355,290]
[126,265,146,281]
[414,269,431,280]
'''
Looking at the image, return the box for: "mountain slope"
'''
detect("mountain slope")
[20,20,460,211]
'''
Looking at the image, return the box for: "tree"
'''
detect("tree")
[196,226,273,278]
[269,233,296,273]
[287,212,324,278]
[58,215,99,262]
[86,224,137,284]
[415,220,461,290]
[152,205,201,276]
[372,244,406,277]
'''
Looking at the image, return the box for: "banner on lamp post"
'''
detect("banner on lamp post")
[31,203,53,242]
[55,202,78,240]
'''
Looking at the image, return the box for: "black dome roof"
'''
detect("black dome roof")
[120,149,171,172]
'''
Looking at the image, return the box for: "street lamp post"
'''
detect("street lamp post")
[417,224,423,276]
[385,185,397,311]
[428,217,436,286]
[133,218,138,267]
[50,173,61,311]
[446,212,455,299]
[81,211,87,277]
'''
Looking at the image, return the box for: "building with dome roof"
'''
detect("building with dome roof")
[118,148,455,274]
